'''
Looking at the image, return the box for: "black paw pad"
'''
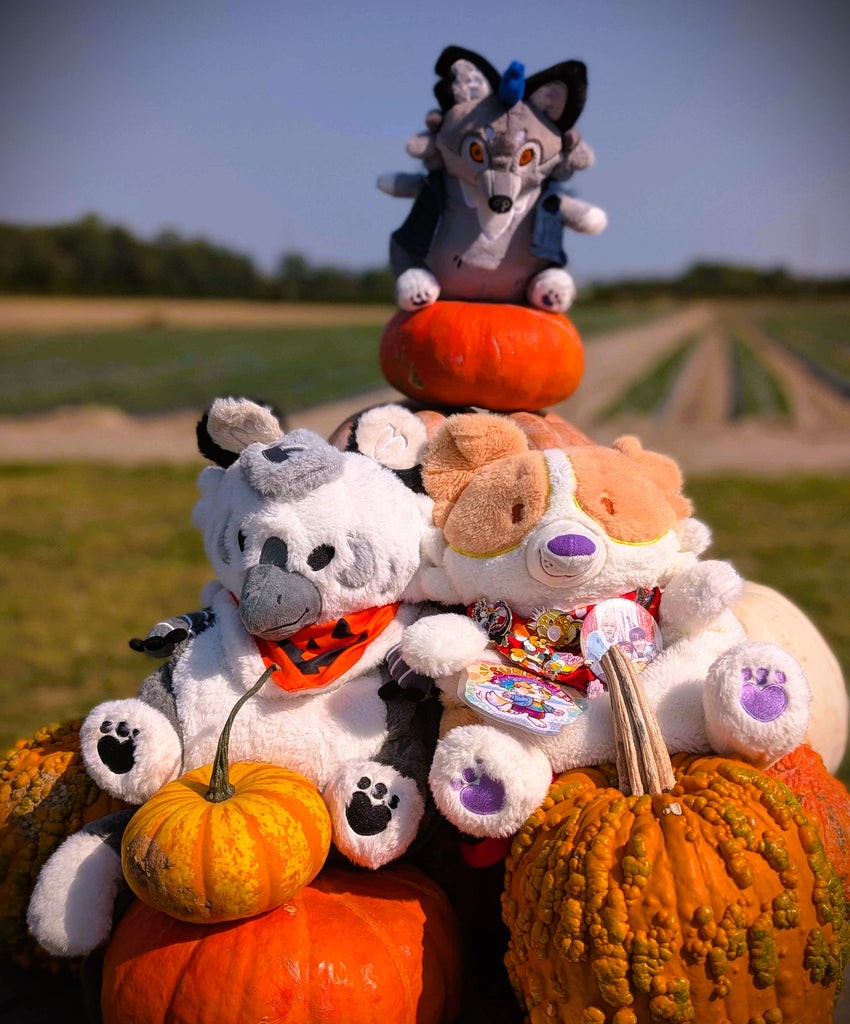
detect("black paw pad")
[345,775,399,836]
[97,721,138,775]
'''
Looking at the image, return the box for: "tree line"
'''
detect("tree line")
[0,214,846,302]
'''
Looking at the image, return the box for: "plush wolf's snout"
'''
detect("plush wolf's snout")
[489,195,512,213]
[240,564,322,639]
[526,523,605,585]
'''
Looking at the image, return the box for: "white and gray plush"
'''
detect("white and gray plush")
[400,413,811,839]
[28,398,439,957]
[379,46,607,312]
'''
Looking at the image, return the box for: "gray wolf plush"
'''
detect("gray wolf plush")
[379,46,607,313]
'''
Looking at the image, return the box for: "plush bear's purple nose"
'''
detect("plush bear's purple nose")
[547,534,597,558]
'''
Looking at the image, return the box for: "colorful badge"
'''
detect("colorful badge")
[579,598,662,684]
[459,661,586,736]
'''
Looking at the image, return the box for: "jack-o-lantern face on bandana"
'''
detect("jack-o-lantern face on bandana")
[252,603,400,693]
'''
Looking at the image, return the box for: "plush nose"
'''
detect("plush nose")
[546,534,597,559]
[488,195,512,214]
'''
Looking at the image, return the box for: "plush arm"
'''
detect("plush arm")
[401,612,490,680]
[377,173,426,199]
[558,194,608,234]
[660,560,745,638]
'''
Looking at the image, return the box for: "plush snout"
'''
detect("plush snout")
[239,565,322,639]
[526,522,605,585]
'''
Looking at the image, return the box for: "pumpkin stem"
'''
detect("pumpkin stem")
[601,645,675,797]
[205,665,278,803]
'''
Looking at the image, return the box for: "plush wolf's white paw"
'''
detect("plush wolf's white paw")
[703,642,811,767]
[527,268,576,314]
[578,206,608,234]
[80,699,182,803]
[396,268,440,311]
[429,725,551,838]
[27,830,124,957]
[324,761,424,869]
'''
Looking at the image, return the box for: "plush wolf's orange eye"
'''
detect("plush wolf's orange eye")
[519,147,534,166]
[469,141,485,163]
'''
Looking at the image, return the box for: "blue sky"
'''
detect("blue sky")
[2,0,848,285]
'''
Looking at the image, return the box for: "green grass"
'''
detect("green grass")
[757,300,850,389]
[0,305,669,419]
[571,300,676,338]
[599,334,698,419]
[729,337,792,420]
[1,464,848,786]
[0,324,387,416]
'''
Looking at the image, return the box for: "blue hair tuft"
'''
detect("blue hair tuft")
[499,61,525,107]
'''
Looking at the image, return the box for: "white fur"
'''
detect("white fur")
[324,761,425,869]
[526,267,576,314]
[576,205,608,235]
[206,397,281,453]
[27,832,124,956]
[402,613,489,679]
[395,267,441,311]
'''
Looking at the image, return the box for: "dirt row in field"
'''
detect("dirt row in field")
[2,302,849,474]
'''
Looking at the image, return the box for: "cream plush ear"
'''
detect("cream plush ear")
[612,436,692,520]
[350,405,429,471]
[205,398,282,457]
[422,413,530,527]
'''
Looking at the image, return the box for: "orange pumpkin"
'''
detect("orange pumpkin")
[379,300,584,412]
[767,744,850,904]
[0,720,128,969]
[101,863,464,1024]
[503,754,850,1024]
[121,667,332,923]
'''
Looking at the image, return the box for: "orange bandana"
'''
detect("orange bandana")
[251,603,400,693]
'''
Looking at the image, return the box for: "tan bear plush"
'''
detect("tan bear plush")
[401,413,811,839]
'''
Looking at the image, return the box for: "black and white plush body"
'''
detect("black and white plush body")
[28,399,439,957]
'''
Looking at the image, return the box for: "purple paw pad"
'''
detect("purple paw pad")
[451,766,506,815]
[741,681,788,723]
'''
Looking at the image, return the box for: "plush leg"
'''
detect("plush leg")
[395,267,441,311]
[703,642,811,768]
[27,810,134,957]
[79,698,182,804]
[526,268,576,314]
[429,724,552,838]
[323,760,425,869]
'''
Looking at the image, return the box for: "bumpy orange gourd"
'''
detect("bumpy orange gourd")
[101,863,464,1024]
[503,754,850,1024]
[767,744,850,904]
[0,720,128,968]
[121,667,332,923]
[379,300,583,411]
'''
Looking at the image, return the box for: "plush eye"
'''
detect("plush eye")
[601,497,615,515]
[519,147,534,166]
[511,502,525,524]
[469,141,485,163]
[237,530,247,552]
[307,544,335,570]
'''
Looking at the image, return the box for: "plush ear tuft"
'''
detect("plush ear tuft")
[423,413,530,524]
[612,436,692,519]
[198,397,282,466]
[433,46,500,110]
[524,60,587,131]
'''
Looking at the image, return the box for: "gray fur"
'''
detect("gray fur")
[336,535,378,590]
[137,658,183,738]
[240,433,344,500]
[239,566,323,638]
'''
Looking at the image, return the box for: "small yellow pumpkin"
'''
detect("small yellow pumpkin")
[121,667,332,923]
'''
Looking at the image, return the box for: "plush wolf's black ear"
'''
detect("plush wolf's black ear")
[524,60,587,131]
[433,46,500,111]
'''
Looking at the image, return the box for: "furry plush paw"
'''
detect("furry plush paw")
[660,560,744,637]
[526,268,576,314]
[323,761,424,869]
[577,205,608,234]
[401,613,489,680]
[80,699,182,803]
[703,642,811,767]
[396,268,440,311]
[27,828,125,957]
[429,725,552,838]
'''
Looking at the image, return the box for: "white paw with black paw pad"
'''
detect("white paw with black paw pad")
[323,761,424,869]
[396,268,440,311]
[703,641,811,768]
[80,699,182,804]
[526,268,576,314]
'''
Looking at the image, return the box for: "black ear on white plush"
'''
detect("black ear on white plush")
[197,397,283,467]
[524,60,587,131]
[434,46,500,111]
[343,404,430,493]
